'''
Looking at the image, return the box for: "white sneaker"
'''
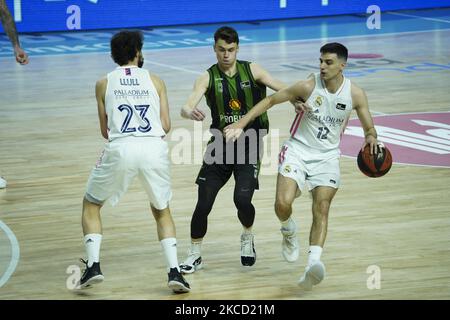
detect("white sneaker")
[240,233,256,266]
[281,226,299,262]
[298,261,326,290]
[179,250,202,274]
[0,177,6,189]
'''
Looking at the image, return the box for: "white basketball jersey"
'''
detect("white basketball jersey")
[105,66,165,141]
[290,73,353,155]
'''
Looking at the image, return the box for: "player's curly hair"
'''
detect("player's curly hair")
[110,30,143,66]
[214,26,239,45]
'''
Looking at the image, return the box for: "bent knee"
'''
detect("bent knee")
[275,198,293,214]
[313,200,331,216]
[234,194,253,211]
[84,195,103,207]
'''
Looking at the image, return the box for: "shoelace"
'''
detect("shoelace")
[285,234,297,248]
[241,236,254,256]
[182,251,200,265]
[79,258,90,274]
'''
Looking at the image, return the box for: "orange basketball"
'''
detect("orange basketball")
[357,144,392,178]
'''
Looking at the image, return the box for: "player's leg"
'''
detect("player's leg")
[138,138,190,293]
[180,183,223,273]
[79,166,110,288]
[179,163,231,273]
[79,142,135,288]
[298,157,340,290]
[276,140,306,263]
[298,186,336,290]
[82,197,102,235]
[310,186,337,248]
[151,205,190,293]
[275,174,301,262]
[79,196,105,288]
[233,164,259,267]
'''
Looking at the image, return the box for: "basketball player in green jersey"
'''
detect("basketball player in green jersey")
[179,26,288,273]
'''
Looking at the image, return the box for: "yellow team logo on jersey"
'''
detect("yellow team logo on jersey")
[314,96,323,107]
[229,99,241,111]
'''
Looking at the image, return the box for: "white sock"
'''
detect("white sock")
[84,233,102,267]
[280,217,296,232]
[190,240,202,254]
[161,237,179,272]
[308,245,323,266]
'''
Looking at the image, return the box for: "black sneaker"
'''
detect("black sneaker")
[168,268,191,293]
[79,259,104,288]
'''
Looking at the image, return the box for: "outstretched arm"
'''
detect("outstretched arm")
[224,79,314,141]
[180,72,208,121]
[251,63,311,112]
[0,0,28,65]
[352,83,378,154]
[95,78,108,140]
[151,73,171,133]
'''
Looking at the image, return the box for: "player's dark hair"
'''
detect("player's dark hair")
[214,26,239,45]
[320,42,348,61]
[110,30,144,66]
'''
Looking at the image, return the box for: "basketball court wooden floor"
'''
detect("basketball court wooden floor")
[0,11,449,300]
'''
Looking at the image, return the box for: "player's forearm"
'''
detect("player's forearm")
[180,105,192,119]
[100,128,108,140]
[241,96,273,126]
[162,119,171,133]
[364,127,377,139]
[0,8,20,48]
[160,113,171,133]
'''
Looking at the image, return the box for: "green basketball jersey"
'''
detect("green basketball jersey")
[205,60,268,132]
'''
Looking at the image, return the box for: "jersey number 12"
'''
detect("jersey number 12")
[317,126,330,139]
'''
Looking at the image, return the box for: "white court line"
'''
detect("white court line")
[341,154,450,168]
[1,27,449,61]
[139,28,450,80]
[137,27,450,55]
[370,110,387,115]
[343,110,450,168]
[349,110,450,120]
[242,28,450,48]
[386,11,450,24]
[0,220,20,288]
[145,61,202,75]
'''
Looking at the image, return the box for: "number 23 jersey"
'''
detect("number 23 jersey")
[105,66,165,141]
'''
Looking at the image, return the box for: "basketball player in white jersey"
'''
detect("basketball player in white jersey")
[78,30,190,293]
[225,42,378,290]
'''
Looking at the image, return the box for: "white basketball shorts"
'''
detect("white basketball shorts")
[278,138,341,191]
[85,136,172,210]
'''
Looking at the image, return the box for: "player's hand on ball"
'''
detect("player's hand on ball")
[362,135,378,155]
